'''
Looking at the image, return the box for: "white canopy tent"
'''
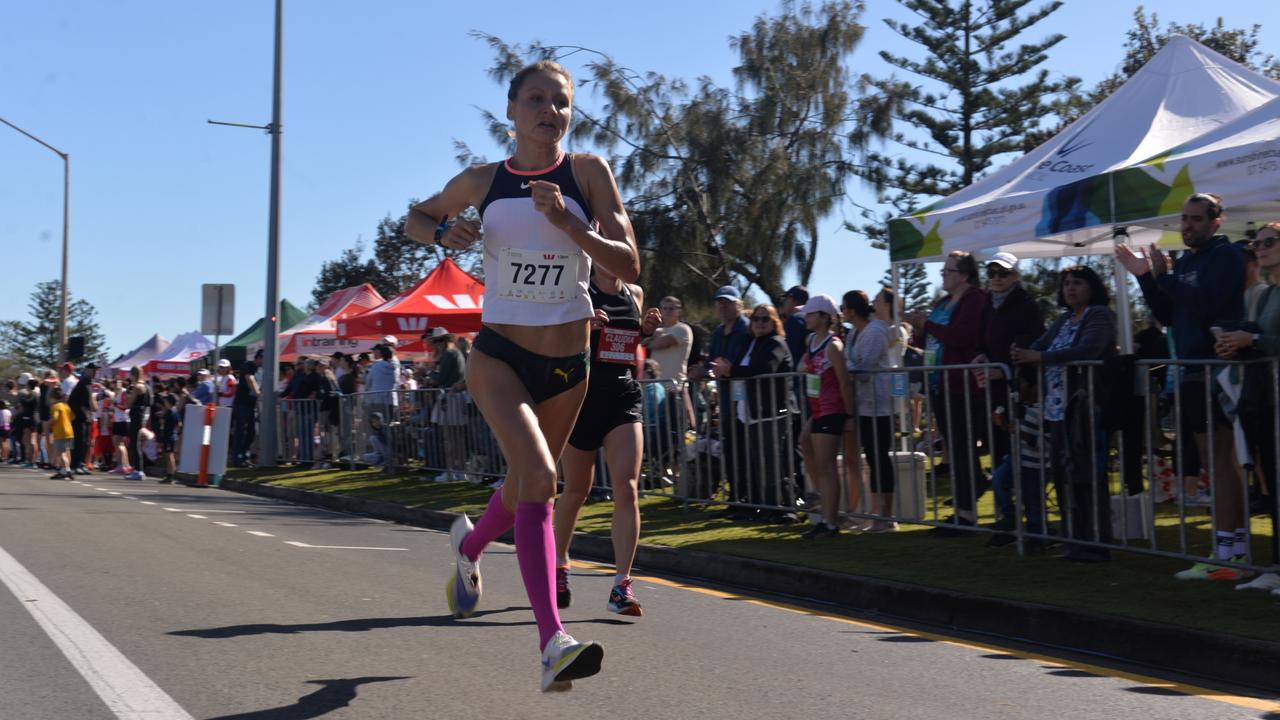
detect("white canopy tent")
[887,37,1280,351]
[888,36,1280,264]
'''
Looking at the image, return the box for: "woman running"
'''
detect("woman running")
[552,266,659,616]
[405,59,639,692]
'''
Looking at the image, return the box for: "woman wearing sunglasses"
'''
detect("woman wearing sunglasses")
[1217,223,1280,592]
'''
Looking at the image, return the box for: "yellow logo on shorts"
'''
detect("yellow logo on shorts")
[553,367,573,383]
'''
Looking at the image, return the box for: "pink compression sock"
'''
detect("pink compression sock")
[514,501,565,651]
[459,488,515,562]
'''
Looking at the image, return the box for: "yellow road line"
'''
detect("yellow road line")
[571,559,1280,713]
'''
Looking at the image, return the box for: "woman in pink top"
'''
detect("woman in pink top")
[797,294,854,539]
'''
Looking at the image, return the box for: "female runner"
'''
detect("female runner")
[405,60,640,692]
[552,266,660,616]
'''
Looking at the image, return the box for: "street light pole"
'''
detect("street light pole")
[1,117,70,361]
[209,0,284,467]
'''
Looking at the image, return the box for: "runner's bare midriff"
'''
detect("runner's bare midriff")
[483,319,591,358]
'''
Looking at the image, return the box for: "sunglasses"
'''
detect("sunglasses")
[987,268,1012,279]
[750,316,772,322]
[1253,235,1279,250]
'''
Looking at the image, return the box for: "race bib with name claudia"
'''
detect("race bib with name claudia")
[596,326,641,364]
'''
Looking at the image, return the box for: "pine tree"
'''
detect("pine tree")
[879,262,933,315]
[0,280,107,368]
[853,0,1078,243]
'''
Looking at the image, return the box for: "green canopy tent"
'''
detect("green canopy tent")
[193,299,307,371]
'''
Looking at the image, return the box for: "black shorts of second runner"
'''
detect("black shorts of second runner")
[568,378,643,451]
[473,326,588,405]
[810,412,849,436]
[112,421,130,437]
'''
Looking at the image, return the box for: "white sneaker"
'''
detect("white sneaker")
[1183,491,1213,507]
[539,630,603,692]
[126,470,146,481]
[1237,572,1280,592]
[433,472,452,483]
[445,514,481,618]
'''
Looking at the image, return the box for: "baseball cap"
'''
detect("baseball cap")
[83,361,100,370]
[61,362,75,373]
[382,335,398,347]
[796,293,839,317]
[17,372,32,385]
[217,358,232,368]
[987,251,1019,270]
[196,368,211,377]
[783,285,810,304]
[713,285,741,301]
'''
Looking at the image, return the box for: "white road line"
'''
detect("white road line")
[0,543,194,719]
[106,492,122,496]
[139,502,156,506]
[122,497,137,500]
[213,522,238,528]
[283,541,409,551]
[185,515,207,520]
[161,508,245,514]
[245,531,275,537]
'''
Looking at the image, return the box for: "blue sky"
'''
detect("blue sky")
[3,0,1278,358]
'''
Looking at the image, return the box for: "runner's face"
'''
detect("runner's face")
[508,71,572,146]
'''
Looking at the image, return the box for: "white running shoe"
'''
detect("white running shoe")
[126,470,146,481]
[1237,572,1280,592]
[445,514,481,618]
[539,630,603,692]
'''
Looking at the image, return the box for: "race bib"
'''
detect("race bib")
[596,326,641,364]
[496,247,582,303]
[805,373,822,399]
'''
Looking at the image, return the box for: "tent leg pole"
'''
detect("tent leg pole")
[1114,256,1135,355]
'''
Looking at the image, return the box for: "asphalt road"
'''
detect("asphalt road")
[1,463,1277,720]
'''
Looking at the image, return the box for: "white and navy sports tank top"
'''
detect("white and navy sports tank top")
[478,152,594,326]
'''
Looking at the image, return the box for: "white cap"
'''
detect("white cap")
[196,368,212,377]
[382,335,398,347]
[17,372,32,385]
[216,358,232,368]
[430,327,450,338]
[795,293,839,317]
[987,251,1019,269]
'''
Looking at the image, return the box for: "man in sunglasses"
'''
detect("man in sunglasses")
[1117,191,1249,581]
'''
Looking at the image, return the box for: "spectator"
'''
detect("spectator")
[711,303,798,518]
[290,358,323,468]
[976,252,1044,501]
[797,294,854,539]
[39,370,56,467]
[67,361,98,475]
[986,368,1047,550]
[1218,222,1280,591]
[430,328,468,482]
[365,344,400,411]
[232,356,260,467]
[192,369,215,405]
[125,366,152,480]
[838,296,866,528]
[317,358,341,468]
[780,285,810,364]
[641,296,693,385]
[18,376,39,468]
[58,362,78,396]
[702,285,751,375]
[110,379,132,473]
[845,290,898,532]
[48,387,73,479]
[1117,192,1248,580]
[156,395,181,483]
[1013,266,1117,562]
[214,358,238,407]
[0,400,10,464]
[873,288,910,367]
[917,250,989,535]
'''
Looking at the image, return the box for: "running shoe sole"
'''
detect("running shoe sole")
[542,642,604,692]
[446,515,480,618]
[607,600,643,617]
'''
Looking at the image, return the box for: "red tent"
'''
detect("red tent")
[337,258,484,342]
[274,283,386,360]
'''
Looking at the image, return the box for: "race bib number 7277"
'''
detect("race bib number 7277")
[495,247,583,304]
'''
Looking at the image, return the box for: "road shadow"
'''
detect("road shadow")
[206,676,409,719]
[168,607,531,638]
[170,607,632,639]
[1124,686,1188,697]
[1045,669,1100,678]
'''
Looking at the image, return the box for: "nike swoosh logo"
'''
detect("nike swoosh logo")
[520,182,531,190]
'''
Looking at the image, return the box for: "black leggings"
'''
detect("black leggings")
[859,415,894,493]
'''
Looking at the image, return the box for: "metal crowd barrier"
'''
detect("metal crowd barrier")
[258,354,1279,572]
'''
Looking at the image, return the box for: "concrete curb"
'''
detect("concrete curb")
[220,477,1280,692]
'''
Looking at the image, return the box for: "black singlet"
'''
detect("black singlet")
[588,279,641,383]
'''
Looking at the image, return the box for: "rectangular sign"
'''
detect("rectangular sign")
[201,284,235,336]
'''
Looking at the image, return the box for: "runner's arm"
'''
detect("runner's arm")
[567,154,640,282]
[406,165,491,246]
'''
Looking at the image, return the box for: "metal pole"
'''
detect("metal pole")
[0,118,70,360]
[259,0,285,467]
[60,155,70,360]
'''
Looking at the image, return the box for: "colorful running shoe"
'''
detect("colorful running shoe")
[1175,555,1254,581]
[556,565,573,609]
[606,577,642,616]
[540,630,603,692]
[445,514,481,618]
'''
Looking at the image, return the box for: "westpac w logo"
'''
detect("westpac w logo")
[396,317,431,333]
[544,254,557,260]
